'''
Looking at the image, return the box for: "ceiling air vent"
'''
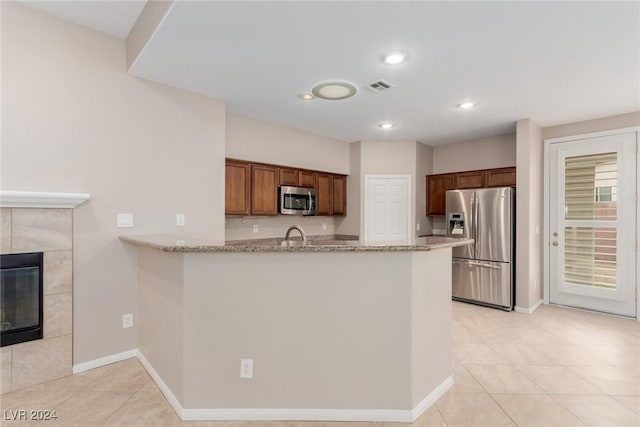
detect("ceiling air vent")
[367,79,394,92]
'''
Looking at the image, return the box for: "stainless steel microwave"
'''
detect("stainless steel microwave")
[279,186,317,215]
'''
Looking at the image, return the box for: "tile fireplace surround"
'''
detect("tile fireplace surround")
[0,191,89,394]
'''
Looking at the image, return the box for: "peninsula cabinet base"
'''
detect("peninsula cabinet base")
[133,247,453,422]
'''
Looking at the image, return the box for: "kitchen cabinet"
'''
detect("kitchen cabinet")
[426,173,455,216]
[279,167,298,186]
[486,167,516,187]
[316,173,333,215]
[426,166,517,216]
[251,164,278,215]
[455,170,485,189]
[298,170,316,188]
[225,160,251,215]
[332,174,347,216]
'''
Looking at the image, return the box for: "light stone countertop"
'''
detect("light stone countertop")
[119,234,473,253]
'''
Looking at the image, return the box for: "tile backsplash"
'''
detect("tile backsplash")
[225,215,337,241]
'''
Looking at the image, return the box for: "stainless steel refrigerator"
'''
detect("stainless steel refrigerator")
[446,187,515,310]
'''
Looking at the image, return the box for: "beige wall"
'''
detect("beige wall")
[1,2,226,364]
[416,143,434,235]
[432,134,516,174]
[226,112,349,173]
[335,142,361,236]
[542,111,640,140]
[515,119,543,309]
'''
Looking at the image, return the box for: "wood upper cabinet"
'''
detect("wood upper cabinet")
[251,164,278,215]
[225,160,251,215]
[332,175,347,216]
[278,167,298,186]
[298,170,317,188]
[455,170,485,189]
[426,173,455,216]
[316,172,333,215]
[486,167,516,187]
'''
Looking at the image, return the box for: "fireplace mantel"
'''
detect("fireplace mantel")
[0,191,90,209]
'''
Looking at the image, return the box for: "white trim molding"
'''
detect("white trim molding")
[0,191,90,208]
[74,349,452,423]
[72,349,137,374]
[515,299,544,315]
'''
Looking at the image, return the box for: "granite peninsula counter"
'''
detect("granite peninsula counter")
[120,234,472,423]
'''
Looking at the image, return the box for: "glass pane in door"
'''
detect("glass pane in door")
[565,152,617,220]
[564,226,617,289]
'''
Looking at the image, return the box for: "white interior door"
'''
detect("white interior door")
[548,132,637,317]
[364,175,411,243]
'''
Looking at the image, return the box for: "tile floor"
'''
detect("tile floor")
[0,302,638,426]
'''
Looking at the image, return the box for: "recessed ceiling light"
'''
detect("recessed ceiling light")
[458,102,476,109]
[378,122,396,130]
[311,81,357,100]
[383,52,407,65]
[299,93,315,100]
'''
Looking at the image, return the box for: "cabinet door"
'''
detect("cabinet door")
[486,167,516,187]
[251,164,278,215]
[279,167,298,186]
[316,173,333,215]
[225,161,250,215]
[299,170,316,188]
[332,175,347,216]
[455,170,485,189]
[426,174,454,215]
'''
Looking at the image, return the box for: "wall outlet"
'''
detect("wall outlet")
[253,224,259,234]
[416,223,421,231]
[122,313,133,329]
[240,358,253,379]
[322,223,327,231]
[176,213,185,227]
[116,213,134,228]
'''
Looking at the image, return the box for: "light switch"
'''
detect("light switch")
[117,213,134,228]
[176,213,185,227]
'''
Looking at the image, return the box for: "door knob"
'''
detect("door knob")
[552,241,558,246]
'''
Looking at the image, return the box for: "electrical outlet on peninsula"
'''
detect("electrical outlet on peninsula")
[240,359,253,379]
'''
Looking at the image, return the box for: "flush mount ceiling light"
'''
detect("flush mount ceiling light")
[383,51,408,65]
[458,102,476,109]
[299,93,315,100]
[311,81,357,100]
[378,122,396,130]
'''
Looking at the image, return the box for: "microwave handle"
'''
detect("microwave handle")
[307,191,313,215]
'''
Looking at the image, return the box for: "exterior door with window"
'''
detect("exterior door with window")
[548,131,636,317]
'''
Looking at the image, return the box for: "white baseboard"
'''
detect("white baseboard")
[181,375,453,422]
[136,350,184,419]
[514,299,544,315]
[411,375,453,420]
[74,350,451,423]
[72,349,138,374]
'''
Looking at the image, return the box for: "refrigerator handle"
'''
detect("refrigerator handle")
[473,193,479,256]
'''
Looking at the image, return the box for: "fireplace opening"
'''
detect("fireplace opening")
[0,252,43,347]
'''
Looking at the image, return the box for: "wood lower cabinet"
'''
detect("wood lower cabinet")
[316,173,333,215]
[332,175,347,216]
[279,167,298,186]
[455,170,485,189]
[298,170,316,188]
[486,167,516,187]
[225,160,250,215]
[426,173,455,215]
[251,164,278,215]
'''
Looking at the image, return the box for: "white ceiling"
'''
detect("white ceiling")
[22,1,640,145]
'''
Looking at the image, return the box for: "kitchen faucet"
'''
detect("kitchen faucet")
[285,225,307,245]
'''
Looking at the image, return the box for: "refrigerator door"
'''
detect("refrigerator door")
[452,258,513,309]
[446,189,475,259]
[475,187,512,263]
